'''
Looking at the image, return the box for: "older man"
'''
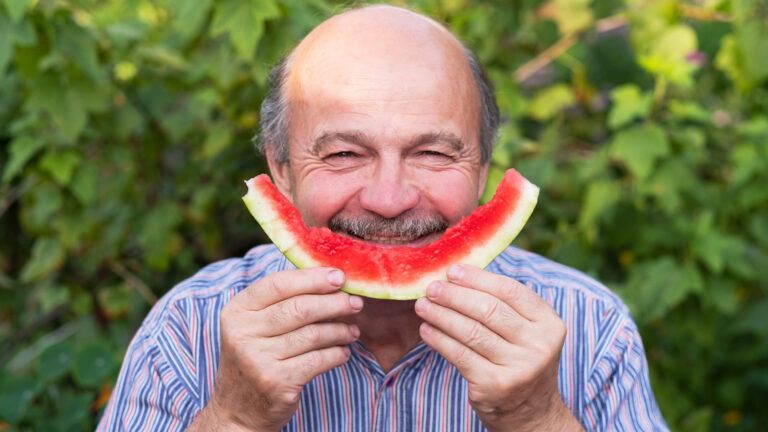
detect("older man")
[98,5,667,432]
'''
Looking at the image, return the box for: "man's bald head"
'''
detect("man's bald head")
[257,5,499,165]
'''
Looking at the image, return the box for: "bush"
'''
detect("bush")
[1,0,766,430]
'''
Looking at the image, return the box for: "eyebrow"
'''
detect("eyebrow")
[411,131,465,152]
[311,131,371,154]
[311,130,466,154]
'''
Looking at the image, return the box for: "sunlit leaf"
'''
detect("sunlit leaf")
[540,0,593,35]
[528,84,575,121]
[608,84,653,129]
[610,124,669,180]
[736,19,768,84]
[638,24,698,86]
[39,150,80,186]
[210,0,280,61]
[3,0,30,23]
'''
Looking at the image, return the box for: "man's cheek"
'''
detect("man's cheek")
[297,187,357,228]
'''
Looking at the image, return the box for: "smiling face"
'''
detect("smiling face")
[268,6,488,246]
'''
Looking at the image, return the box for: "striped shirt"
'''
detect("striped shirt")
[98,245,668,431]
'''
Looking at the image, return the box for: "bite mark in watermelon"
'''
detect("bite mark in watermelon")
[242,169,539,300]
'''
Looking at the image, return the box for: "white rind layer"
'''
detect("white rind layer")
[243,175,539,300]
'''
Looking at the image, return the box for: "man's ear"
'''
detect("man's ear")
[477,163,489,198]
[265,146,294,203]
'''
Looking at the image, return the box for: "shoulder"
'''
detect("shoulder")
[139,244,287,337]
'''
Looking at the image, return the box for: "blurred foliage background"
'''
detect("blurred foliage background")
[0,0,766,430]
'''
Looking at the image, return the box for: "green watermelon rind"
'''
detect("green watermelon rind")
[242,173,539,300]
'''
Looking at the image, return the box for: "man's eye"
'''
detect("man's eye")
[325,151,358,159]
[417,150,452,160]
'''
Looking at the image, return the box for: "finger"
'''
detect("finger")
[424,281,529,343]
[260,291,364,335]
[236,268,346,311]
[415,297,508,363]
[283,346,352,386]
[273,323,359,360]
[419,322,489,380]
[447,264,552,321]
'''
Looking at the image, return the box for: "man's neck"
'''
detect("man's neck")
[352,299,423,372]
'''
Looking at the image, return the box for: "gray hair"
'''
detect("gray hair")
[256,46,500,165]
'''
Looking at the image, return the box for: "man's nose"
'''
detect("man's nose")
[358,163,419,219]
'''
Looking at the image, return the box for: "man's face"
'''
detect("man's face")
[269,15,488,246]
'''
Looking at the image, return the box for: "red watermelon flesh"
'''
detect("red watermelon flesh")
[243,169,539,300]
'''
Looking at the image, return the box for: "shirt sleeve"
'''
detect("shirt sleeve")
[96,328,199,431]
[583,316,669,431]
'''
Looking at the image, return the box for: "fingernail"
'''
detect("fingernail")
[328,269,345,286]
[427,281,442,299]
[414,297,430,313]
[349,296,363,310]
[447,264,464,280]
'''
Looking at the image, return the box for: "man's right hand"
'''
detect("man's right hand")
[189,267,363,432]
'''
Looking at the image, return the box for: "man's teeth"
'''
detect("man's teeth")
[362,235,420,244]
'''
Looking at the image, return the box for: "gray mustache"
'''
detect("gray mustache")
[328,212,449,240]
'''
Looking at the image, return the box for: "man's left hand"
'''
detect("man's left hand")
[414,264,584,432]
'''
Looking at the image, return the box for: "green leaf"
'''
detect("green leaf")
[0,376,39,424]
[730,143,762,186]
[39,150,81,186]
[2,134,45,183]
[0,12,12,77]
[668,100,710,123]
[20,237,66,282]
[202,121,233,160]
[137,44,188,70]
[692,229,746,275]
[38,342,75,382]
[528,84,575,121]
[733,298,768,337]
[608,84,653,129]
[736,19,768,84]
[51,18,103,82]
[71,342,114,388]
[544,0,593,35]
[578,180,620,229]
[617,258,703,323]
[138,202,184,270]
[610,124,669,180]
[702,279,739,315]
[210,0,281,61]
[21,182,63,232]
[69,162,98,204]
[164,0,213,39]
[25,72,108,142]
[638,24,698,86]
[3,0,30,22]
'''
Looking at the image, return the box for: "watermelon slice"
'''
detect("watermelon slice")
[242,169,538,300]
